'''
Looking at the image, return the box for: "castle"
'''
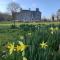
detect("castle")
[15,8,41,22]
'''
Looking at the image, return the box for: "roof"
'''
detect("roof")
[15,9,41,15]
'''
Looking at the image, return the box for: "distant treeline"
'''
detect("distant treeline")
[0,12,12,21]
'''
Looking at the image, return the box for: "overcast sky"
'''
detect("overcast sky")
[0,0,60,18]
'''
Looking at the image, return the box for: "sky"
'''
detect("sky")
[0,0,60,18]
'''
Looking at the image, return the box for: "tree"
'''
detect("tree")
[0,12,12,21]
[7,2,20,26]
[52,15,54,21]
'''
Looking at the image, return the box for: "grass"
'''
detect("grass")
[0,21,60,26]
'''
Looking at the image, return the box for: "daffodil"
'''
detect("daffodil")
[16,41,28,52]
[55,27,59,30]
[16,45,21,52]
[40,41,48,49]
[51,31,54,34]
[20,36,24,40]
[50,27,59,34]
[50,27,54,31]
[28,32,31,36]
[20,45,28,52]
[50,27,59,31]
[7,42,14,55]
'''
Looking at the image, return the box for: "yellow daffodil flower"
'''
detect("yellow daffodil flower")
[16,41,28,52]
[20,45,28,52]
[7,42,14,55]
[16,45,21,52]
[40,41,48,49]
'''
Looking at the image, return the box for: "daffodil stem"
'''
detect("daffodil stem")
[14,51,17,60]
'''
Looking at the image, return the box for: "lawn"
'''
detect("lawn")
[0,21,60,26]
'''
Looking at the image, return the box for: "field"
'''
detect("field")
[0,21,60,60]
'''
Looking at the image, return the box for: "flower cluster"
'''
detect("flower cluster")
[7,40,48,55]
[50,27,59,34]
[7,41,28,55]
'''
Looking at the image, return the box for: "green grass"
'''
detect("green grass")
[0,21,60,26]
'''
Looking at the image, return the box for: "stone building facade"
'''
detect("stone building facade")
[15,8,41,22]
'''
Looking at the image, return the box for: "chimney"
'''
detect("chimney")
[36,8,39,11]
[20,8,22,11]
[29,8,31,11]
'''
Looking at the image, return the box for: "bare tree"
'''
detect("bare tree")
[52,14,54,21]
[7,2,20,26]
